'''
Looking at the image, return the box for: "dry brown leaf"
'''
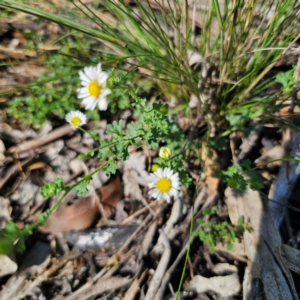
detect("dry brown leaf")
[225,187,298,299]
[40,175,123,233]
[186,263,241,297]
[39,195,99,233]
[98,174,123,213]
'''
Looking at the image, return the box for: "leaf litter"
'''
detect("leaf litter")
[1,2,300,300]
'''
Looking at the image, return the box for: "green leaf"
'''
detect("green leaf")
[275,71,293,87]
[74,181,89,197]
[153,102,169,114]
[227,179,237,188]
[15,237,26,254]
[226,113,241,126]
[248,176,264,190]
[240,159,252,171]
[199,230,206,241]
[202,206,217,215]
[237,216,245,225]
[107,120,123,136]
[41,177,64,198]
[196,218,204,224]
[0,237,14,255]
[78,153,91,160]
[88,130,100,140]
[98,150,114,161]
[179,170,192,187]
[231,173,247,190]
[115,142,130,161]
[227,240,234,251]
[104,160,118,176]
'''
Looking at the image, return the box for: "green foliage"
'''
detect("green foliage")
[202,206,218,216]
[0,222,32,254]
[2,225,34,254]
[223,108,263,137]
[41,177,64,198]
[193,206,252,252]
[107,120,124,136]
[4,0,297,263]
[8,51,81,127]
[73,180,89,197]
[103,159,119,176]
[0,210,51,255]
[109,69,151,113]
[222,160,264,191]
[275,64,299,94]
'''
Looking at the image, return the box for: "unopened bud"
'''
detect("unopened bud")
[159,147,171,159]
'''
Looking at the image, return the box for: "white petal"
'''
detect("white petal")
[100,88,112,97]
[82,96,96,105]
[151,189,160,199]
[156,168,163,177]
[98,99,108,111]
[96,63,102,72]
[163,193,171,202]
[79,71,91,83]
[82,98,96,110]
[169,188,179,197]
[78,92,91,99]
[98,72,109,84]
[148,182,155,188]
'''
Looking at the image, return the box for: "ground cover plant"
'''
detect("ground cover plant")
[0,0,300,299]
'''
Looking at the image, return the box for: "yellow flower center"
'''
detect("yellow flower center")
[88,80,102,97]
[70,116,81,127]
[156,177,172,193]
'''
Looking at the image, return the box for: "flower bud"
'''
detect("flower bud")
[159,147,171,159]
[151,164,159,172]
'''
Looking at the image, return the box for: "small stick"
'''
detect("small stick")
[65,250,134,300]
[123,269,148,300]
[117,202,166,255]
[152,195,183,254]
[13,251,81,300]
[145,231,171,300]
[81,161,109,223]
[8,125,74,153]
[66,276,131,300]
[141,220,158,257]
[121,201,157,225]
[154,235,195,300]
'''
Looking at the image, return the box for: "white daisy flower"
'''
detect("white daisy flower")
[295,152,300,174]
[65,110,87,129]
[148,167,181,202]
[159,147,171,159]
[77,63,111,111]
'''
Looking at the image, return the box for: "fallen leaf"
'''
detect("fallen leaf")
[39,195,99,234]
[186,263,241,297]
[39,175,123,233]
[98,174,123,213]
[224,187,298,299]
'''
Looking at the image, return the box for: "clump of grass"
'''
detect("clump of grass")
[2,0,299,132]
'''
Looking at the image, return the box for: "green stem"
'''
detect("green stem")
[253,156,295,170]
[90,134,144,153]
[79,127,102,144]
[23,160,111,234]
[176,199,194,299]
